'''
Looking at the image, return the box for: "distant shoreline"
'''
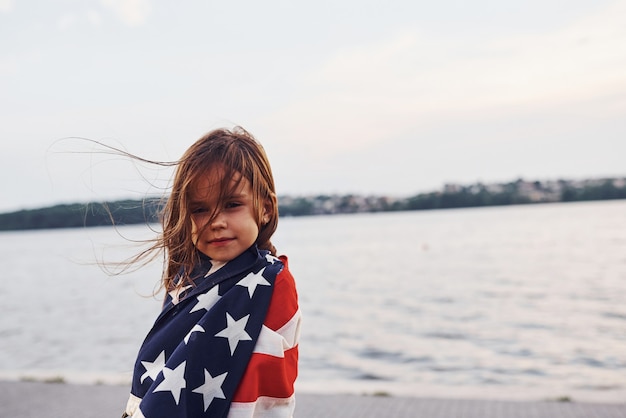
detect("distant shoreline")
[1,176,625,231]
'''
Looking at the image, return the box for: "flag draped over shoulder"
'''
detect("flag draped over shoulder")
[127,246,288,418]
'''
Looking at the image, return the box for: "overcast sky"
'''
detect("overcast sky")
[1,0,625,212]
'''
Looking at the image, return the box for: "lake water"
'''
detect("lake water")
[1,200,625,403]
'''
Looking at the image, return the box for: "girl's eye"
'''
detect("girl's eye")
[225,201,242,209]
[191,207,209,214]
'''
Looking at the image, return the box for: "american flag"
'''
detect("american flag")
[125,246,300,418]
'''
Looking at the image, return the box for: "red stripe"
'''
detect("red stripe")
[264,257,299,330]
[231,256,299,403]
[232,347,299,402]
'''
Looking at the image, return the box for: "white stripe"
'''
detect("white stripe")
[276,308,301,347]
[228,395,296,418]
[253,309,302,357]
[124,394,145,418]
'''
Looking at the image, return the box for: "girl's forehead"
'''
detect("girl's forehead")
[189,167,248,198]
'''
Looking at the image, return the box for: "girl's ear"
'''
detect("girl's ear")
[261,198,273,225]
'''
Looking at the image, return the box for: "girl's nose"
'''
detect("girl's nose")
[210,211,227,229]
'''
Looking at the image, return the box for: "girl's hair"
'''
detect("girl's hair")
[160,127,279,291]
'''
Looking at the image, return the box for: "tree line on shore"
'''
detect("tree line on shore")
[1,177,625,231]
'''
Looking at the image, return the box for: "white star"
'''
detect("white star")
[184,324,205,344]
[168,285,192,305]
[140,350,166,383]
[236,268,270,298]
[192,369,228,412]
[265,253,279,264]
[153,361,187,405]
[189,286,221,313]
[215,313,252,355]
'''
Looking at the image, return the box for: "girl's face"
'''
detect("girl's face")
[188,168,269,262]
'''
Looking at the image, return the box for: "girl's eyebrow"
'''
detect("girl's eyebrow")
[224,193,250,201]
[190,192,249,204]
[188,200,207,208]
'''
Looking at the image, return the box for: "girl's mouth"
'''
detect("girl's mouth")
[209,237,234,246]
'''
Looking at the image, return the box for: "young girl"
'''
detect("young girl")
[122,127,301,418]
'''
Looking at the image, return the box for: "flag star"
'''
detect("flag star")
[192,369,228,412]
[169,285,192,305]
[140,350,166,384]
[215,313,252,355]
[236,268,270,298]
[153,361,187,405]
[265,254,279,264]
[184,324,205,344]
[190,286,221,313]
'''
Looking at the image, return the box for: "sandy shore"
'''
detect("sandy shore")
[1,380,625,418]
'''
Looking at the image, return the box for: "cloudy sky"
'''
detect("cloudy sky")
[1,0,625,212]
